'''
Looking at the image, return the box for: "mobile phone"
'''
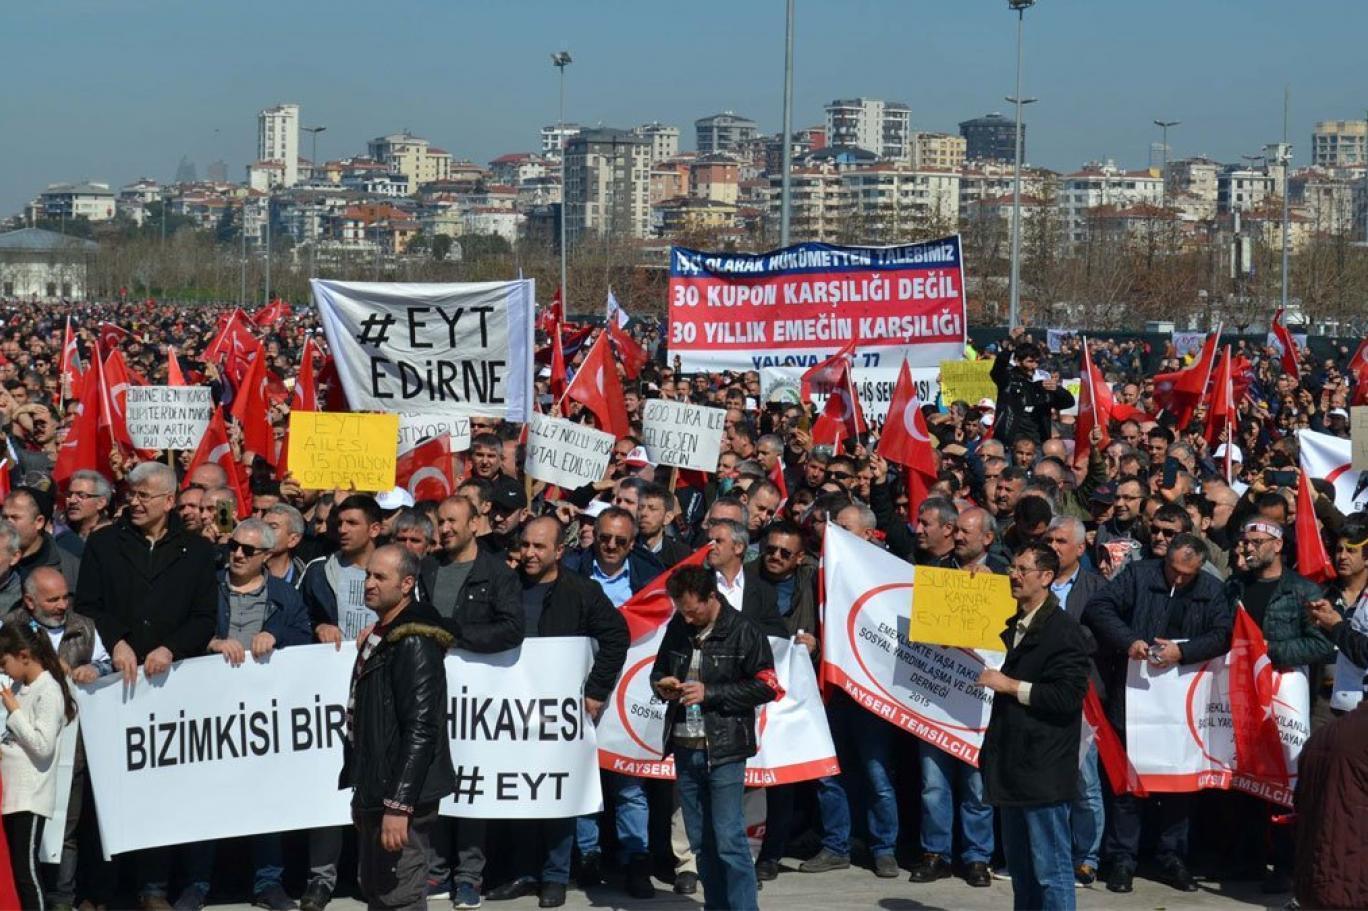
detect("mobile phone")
[1161,457,1180,490]
[215,500,236,536]
[1264,469,1297,488]
[1148,644,1165,665]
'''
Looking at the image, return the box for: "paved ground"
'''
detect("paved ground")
[207,863,1291,910]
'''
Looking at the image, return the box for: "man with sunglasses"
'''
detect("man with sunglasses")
[178,518,311,910]
[1083,533,1233,895]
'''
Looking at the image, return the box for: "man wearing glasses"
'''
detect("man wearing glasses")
[57,469,112,557]
[76,461,218,910]
[179,518,311,910]
[1082,533,1233,895]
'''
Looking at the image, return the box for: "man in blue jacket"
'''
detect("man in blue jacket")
[177,517,312,911]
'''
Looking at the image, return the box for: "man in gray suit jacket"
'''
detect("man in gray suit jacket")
[1044,516,1106,886]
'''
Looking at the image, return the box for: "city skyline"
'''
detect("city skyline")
[4,0,1367,215]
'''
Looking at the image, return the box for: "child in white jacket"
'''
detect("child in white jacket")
[0,620,76,911]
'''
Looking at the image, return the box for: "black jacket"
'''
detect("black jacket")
[650,603,780,766]
[340,600,456,813]
[750,560,820,652]
[981,597,1090,807]
[989,347,1075,445]
[420,549,524,653]
[566,545,666,597]
[1082,559,1233,729]
[76,515,218,661]
[17,532,80,593]
[536,570,630,702]
[647,535,694,571]
[733,564,797,638]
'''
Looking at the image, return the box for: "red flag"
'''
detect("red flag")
[184,409,251,518]
[1152,326,1221,430]
[877,360,936,479]
[1203,345,1235,450]
[60,316,83,403]
[166,346,187,386]
[396,435,457,503]
[1349,338,1368,378]
[251,298,291,328]
[1295,471,1336,584]
[768,460,788,501]
[98,348,138,454]
[291,337,319,412]
[565,333,631,437]
[97,321,132,353]
[230,345,276,466]
[1271,308,1300,381]
[618,545,711,643]
[53,369,104,487]
[809,354,866,448]
[1073,340,1114,467]
[205,309,259,385]
[1228,606,1290,787]
[608,320,648,380]
[549,321,568,401]
[1084,681,1146,797]
[538,286,566,335]
[800,337,859,401]
[536,322,593,365]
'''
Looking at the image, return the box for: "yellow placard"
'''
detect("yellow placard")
[288,412,400,493]
[909,565,1016,652]
[939,360,995,406]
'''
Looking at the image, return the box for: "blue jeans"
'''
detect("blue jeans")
[675,747,758,911]
[606,771,649,860]
[1071,743,1103,869]
[918,741,994,863]
[1001,802,1075,911]
[180,834,286,896]
[574,814,600,856]
[815,694,899,857]
[542,817,576,885]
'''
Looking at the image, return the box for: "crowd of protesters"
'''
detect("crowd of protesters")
[0,296,1361,911]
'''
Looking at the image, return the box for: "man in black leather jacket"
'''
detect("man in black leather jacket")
[651,565,781,911]
[342,544,455,911]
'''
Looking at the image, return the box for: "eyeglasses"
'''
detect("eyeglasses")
[596,534,631,548]
[764,545,795,559]
[1007,565,1044,577]
[127,489,171,503]
[67,491,101,501]
[228,540,264,557]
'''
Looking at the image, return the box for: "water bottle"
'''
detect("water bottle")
[684,701,705,738]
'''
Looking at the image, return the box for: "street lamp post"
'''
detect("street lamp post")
[302,126,326,279]
[779,0,795,246]
[1007,0,1036,331]
[551,51,572,307]
[1153,119,1179,209]
[1279,87,1291,313]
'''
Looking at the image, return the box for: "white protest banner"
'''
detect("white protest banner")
[1172,331,1207,359]
[78,640,601,855]
[125,386,213,450]
[759,365,936,424]
[398,412,472,454]
[640,399,726,472]
[1046,329,1069,353]
[1125,655,1309,806]
[313,278,534,423]
[40,721,79,863]
[598,634,839,787]
[822,524,997,765]
[525,413,614,491]
[1299,428,1368,514]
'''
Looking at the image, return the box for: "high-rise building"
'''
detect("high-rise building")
[367,132,452,194]
[959,112,1019,163]
[695,112,759,156]
[823,98,910,160]
[258,103,300,188]
[910,132,966,171]
[1312,120,1368,167]
[631,122,680,165]
[541,124,582,159]
[563,128,653,243]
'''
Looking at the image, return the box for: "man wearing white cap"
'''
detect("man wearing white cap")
[1212,443,1248,496]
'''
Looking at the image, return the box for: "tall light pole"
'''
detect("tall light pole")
[1006,0,1036,331]
[551,51,572,306]
[1279,86,1291,313]
[1153,119,1179,208]
[779,0,795,246]
[264,192,272,308]
[302,126,326,279]
[302,125,326,180]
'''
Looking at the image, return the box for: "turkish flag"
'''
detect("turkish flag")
[1152,327,1221,430]
[809,356,866,448]
[60,316,83,402]
[1073,340,1114,467]
[565,333,631,437]
[205,309,259,385]
[1295,471,1336,584]
[97,321,132,353]
[618,545,712,643]
[1084,681,1146,796]
[877,360,936,478]
[800,337,859,401]
[1228,606,1290,787]
[1271,308,1300,381]
[538,286,566,335]
[99,348,141,455]
[768,460,788,501]
[608,320,648,380]
[230,345,276,466]
[184,409,251,518]
[291,337,319,413]
[1349,337,1368,378]
[251,298,291,329]
[167,346,187,386]
[53,360,106,488]
[1203,345,1234,448]
[397,434,457,503]
[549,320,568,402]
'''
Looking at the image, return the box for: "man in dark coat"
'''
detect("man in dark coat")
[342,545,455,911]
[989,329,1075,445]
[75,460,218,908]
[1294,702,1368,910]
[1082,534,1233,894]
[978,542,1089,911]
[487,515,629,908]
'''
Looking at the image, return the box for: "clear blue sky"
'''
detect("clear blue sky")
[4,0,1366,216]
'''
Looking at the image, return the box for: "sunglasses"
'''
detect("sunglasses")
[228,540,264,557]
[764,545,795,559]
[596,534,631,547]
[826,471,853,481]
